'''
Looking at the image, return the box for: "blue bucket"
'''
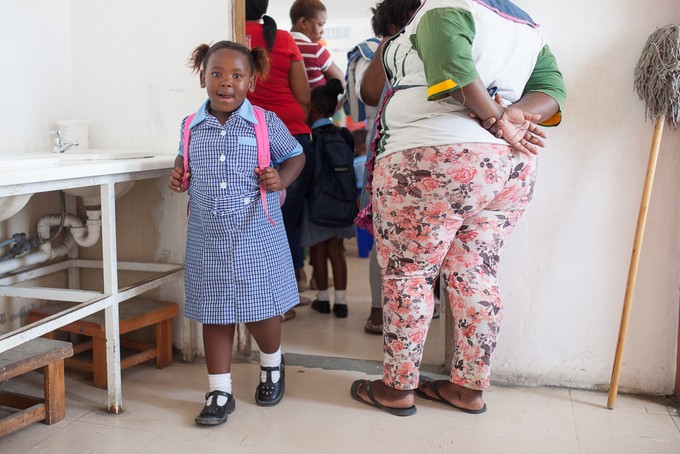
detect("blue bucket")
[356,227,373,258]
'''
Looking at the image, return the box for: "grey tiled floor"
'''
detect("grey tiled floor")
[1,247,679,453]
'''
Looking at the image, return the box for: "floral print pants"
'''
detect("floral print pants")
[372,143,536,391]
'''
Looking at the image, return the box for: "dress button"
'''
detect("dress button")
[219,154,226,162]
[220,130,226,136]
[220,182,227,189]
[244,197,250,204]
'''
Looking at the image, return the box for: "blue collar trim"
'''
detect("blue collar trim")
[189,98,258,129]
[311,118,334,129]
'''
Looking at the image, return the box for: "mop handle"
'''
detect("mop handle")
[607,114,665,409]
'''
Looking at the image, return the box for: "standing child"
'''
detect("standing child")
[300,79,356,318]
[289,0,345,292]
[289,0,345,88]
[168,41,305,426]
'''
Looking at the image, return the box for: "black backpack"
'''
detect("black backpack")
[308,125,358,227]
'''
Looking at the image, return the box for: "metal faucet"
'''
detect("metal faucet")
[51,129,79,153]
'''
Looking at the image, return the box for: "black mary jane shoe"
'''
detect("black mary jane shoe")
[195,390,236,426]
[333,303,348,318]
[311,299,331,314]
[255,356,285,407]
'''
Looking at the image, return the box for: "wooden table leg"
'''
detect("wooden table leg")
[43,360,66,424]
[92,337,107,389]
[156,319,172,368]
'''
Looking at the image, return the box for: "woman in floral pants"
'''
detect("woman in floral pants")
[373,144,535,411]
[350,0,566,416]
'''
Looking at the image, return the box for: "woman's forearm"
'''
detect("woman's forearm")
[511,92,559,123]
[449,78,504,122]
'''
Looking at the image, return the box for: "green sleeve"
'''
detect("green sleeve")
[523,44,567,125]
[411,8,478,101]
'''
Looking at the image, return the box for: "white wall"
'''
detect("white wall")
[492,0,680,395]
[0,0,232,357]
[1,0,679,394]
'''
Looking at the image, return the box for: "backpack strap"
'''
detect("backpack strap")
[181,107,277,226]
[252,106,276,226]
[344,38,380,122]
[180,113,196,190]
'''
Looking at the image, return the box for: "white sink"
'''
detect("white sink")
[0,194,33,221]
[0,155,60,220]
[58,149,155,161]
[0,154,60,168]
[0,150,155,218]
[64,181,136,207]
[58,150,153,205]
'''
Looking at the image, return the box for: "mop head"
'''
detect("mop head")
[633,24,680,129]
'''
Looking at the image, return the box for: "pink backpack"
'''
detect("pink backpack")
[180,107,284,226]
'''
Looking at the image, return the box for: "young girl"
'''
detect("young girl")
[300,79,355,318]
[168,41,305,426]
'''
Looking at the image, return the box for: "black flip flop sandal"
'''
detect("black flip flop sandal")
[414,376,487,414]
[350,379,417,417]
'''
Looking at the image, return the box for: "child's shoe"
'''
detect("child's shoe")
[311,299,331,313]
[195,390,235,425]
[255,356,285,406]
[332,303,348,318]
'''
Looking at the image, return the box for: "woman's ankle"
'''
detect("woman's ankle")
[445,381,485,408]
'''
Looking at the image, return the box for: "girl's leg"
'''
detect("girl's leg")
[310,241,331,313]
[247,316,285,406]
[203,324,236,374]
[310,241,329,290]
[196,324,237,425]
[326,237,347,290]
[326,237,349,317]
[246,316,282,354]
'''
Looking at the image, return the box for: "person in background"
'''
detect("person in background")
[352,127,368,190]
[343,0,422,335]
[168,41,305,425]
[289,0,345,292]
[289,0,346,88]
[351,0,566,416]
[245,0,313,315]
[300,79,356,318]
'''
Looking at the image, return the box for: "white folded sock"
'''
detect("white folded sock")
[260,347,282,383]
[334,290,347,305]
[207,373,232,406]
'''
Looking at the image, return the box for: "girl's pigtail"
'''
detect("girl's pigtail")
[251,47,271,82]
[189,44,210,74]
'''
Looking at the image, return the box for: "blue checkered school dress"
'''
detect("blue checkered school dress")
[179,99,301,324]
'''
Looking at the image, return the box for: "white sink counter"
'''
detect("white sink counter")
[0,149,182,414]
[0,153,177,196]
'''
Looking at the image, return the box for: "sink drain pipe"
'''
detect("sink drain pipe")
[0,209,101,275]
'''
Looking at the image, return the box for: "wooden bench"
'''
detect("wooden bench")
[0,338,73,437]
[28,298,178,388]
